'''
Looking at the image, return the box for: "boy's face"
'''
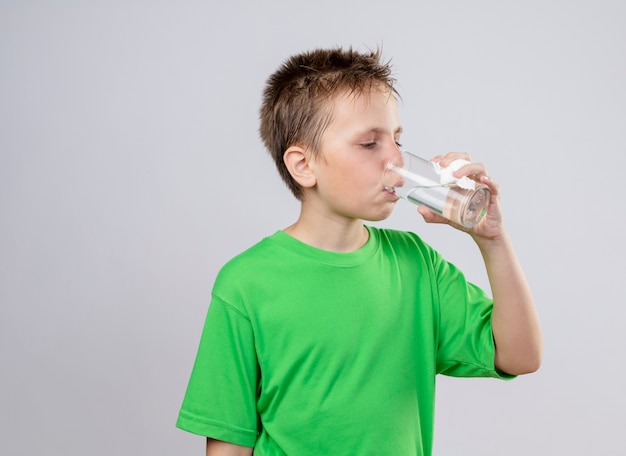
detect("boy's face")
[306,87,403,222]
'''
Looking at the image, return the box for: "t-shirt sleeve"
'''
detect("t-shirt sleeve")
[176,294,259,447]
[431,251,515,380]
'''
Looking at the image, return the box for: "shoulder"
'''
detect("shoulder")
[215,233,282,281]
[208,233,285,316]
[368,226,438,259]
[367,226,450,280]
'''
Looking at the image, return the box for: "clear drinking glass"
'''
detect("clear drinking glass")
[383,151,490,228]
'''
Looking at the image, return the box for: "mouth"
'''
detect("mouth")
[383,186,399,200]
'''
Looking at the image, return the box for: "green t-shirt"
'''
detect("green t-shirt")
[177,226,510,455]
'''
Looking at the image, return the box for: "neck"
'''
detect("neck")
[283,209,369,253]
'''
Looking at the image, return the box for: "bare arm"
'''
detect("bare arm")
[419,153,543,375]
[206,438,253,456]
[473,228,543,375]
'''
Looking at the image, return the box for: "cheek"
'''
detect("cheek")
[321,154,384,193]
[356,159,386,185]
[344,171,381,199]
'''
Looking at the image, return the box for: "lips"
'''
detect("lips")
[383,186,399,201]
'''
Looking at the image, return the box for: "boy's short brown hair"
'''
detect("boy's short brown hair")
[259,47,398,199]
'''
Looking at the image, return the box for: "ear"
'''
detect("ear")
[283,146,317,188]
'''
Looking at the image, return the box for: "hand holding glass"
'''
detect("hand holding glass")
[383,151,490,228]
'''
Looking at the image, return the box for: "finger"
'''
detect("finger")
[452,162,487,179]
[418,205,448,224]
[435,152,472,167]
[480,175,500,196]
[418,206,473,233]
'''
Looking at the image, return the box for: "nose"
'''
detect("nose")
[386,143,404,168]
[382,145,406,189]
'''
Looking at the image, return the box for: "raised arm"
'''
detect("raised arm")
[418,153,543,375]
[206,438,253,456]
[473,227,542,375]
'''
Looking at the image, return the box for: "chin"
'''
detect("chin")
[363,208,395,222]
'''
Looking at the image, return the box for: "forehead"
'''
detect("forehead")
[325,86,400,131]
[332,85,396,111]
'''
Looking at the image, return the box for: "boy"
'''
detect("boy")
[176,47,542,455]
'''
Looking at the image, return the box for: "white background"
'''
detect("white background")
[1,1,624,454]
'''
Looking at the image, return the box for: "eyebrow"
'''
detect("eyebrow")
[359,126,403,136]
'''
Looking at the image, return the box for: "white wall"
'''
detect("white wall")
[1,1,624,454]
